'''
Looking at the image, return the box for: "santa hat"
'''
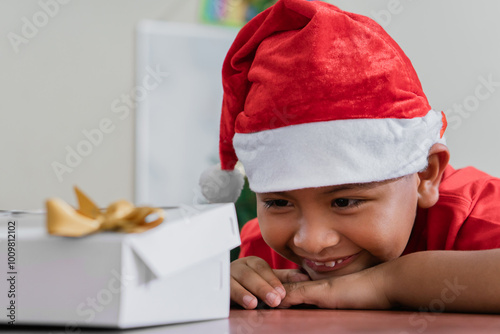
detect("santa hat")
[199,0,447,203]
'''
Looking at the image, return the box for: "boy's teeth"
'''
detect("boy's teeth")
[313,258,346,267]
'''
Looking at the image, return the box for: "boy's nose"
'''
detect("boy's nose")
[293,217,341,255]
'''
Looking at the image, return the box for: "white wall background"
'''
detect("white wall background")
[0,0,199,209]
[1,0,500,210]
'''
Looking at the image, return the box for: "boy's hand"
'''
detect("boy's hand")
[231,256,311,309]
[279,264,393,310]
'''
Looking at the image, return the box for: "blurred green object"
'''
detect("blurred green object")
[245,0,277,21]
[247,0,277,13]
[199,0,277,26]
[231,177,257,261]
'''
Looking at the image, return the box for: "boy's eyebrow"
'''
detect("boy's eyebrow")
[262,191,291,197]
[262,181,388,197]
[322,176,406,194]
[322,182,381,194]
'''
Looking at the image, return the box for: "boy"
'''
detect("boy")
[199,0,500,312]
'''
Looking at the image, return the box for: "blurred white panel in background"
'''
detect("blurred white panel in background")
[135,21,238,206]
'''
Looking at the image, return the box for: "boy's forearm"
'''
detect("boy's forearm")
[385,249,500,313]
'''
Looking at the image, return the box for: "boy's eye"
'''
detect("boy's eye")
[263,199,290,208]
[332,198,361,208]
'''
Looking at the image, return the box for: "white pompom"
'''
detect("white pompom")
[199,165,245,203]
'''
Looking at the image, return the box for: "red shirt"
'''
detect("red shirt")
[238,166,500,269]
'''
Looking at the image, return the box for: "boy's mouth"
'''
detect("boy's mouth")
[303,252,360,272]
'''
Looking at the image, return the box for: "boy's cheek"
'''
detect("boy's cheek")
[259,216,293,246]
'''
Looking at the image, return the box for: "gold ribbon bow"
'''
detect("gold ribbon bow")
[46,187,164,237]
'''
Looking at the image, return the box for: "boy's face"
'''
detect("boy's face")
[256,174,420,280]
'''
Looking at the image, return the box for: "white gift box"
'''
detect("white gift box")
[0,203,240,328]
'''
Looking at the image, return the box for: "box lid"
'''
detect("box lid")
[1,204,241,281]
[125,203,240,279]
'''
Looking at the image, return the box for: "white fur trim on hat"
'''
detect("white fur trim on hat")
[233,109,444,193]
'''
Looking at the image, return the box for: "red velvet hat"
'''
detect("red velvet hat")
[200,0,447,202]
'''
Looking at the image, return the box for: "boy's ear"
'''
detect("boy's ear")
[417,143,450,208]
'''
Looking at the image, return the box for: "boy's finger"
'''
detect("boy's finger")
[232,262,285,306]
[230,277,258,309]
[232,272,283,307]
[273,269,311,283]
[281,280,331,308]
[244,257,287,298]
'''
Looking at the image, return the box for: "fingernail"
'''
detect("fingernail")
[266,292,280,306]
[243,295,256,308]
[275,286,286,298]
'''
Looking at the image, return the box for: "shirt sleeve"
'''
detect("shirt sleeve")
[453,178,500,250]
